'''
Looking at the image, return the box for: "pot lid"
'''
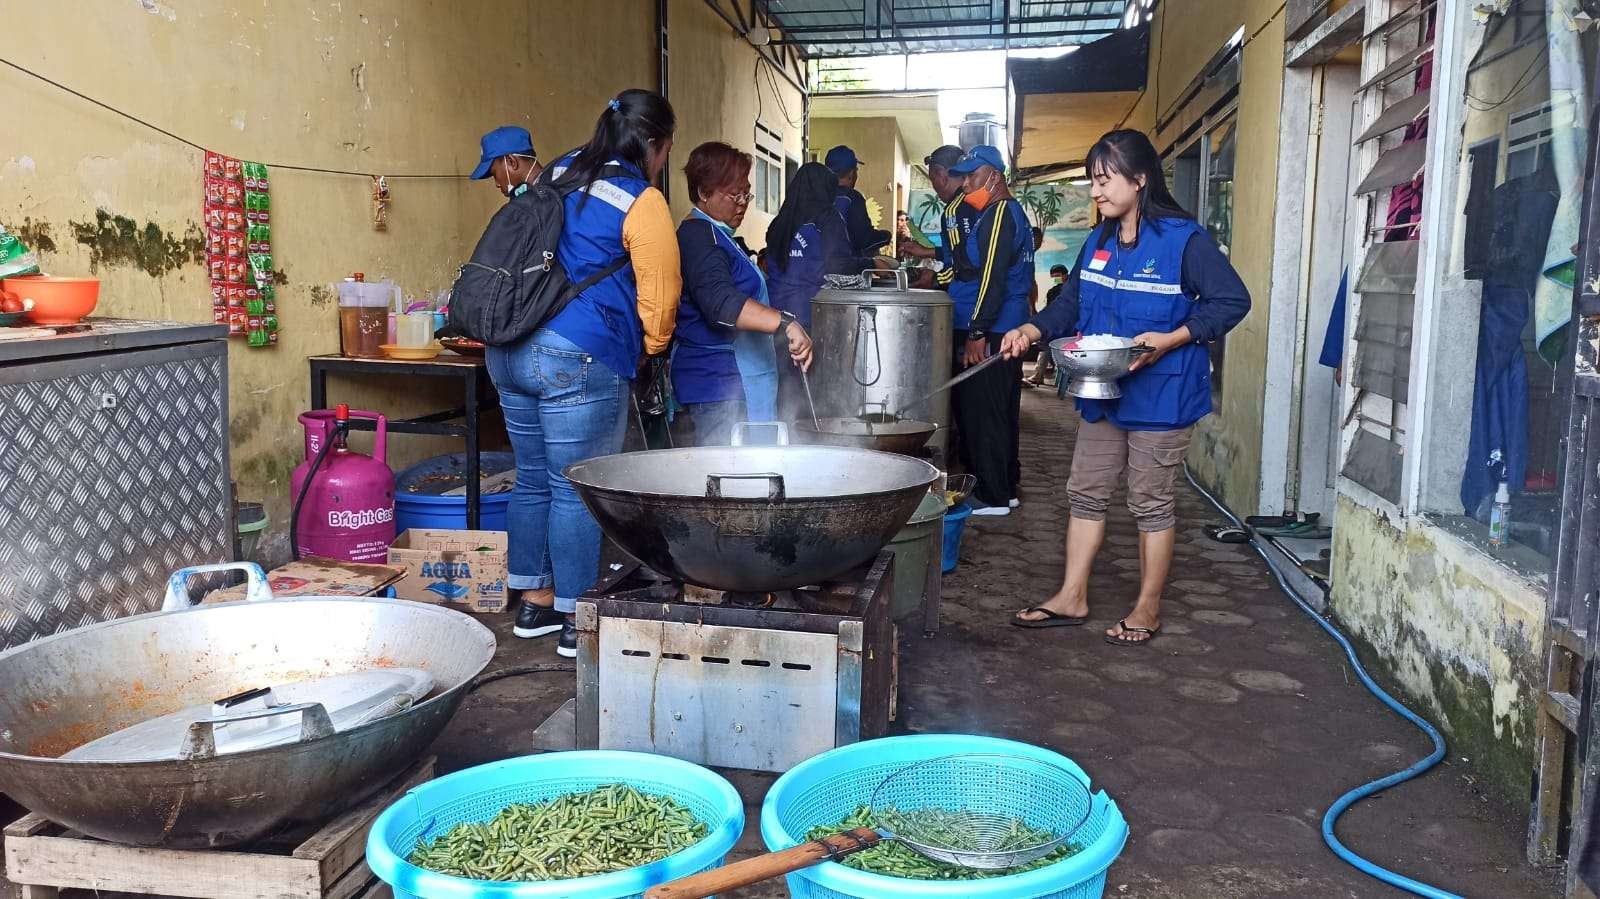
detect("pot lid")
[813,286,953,307]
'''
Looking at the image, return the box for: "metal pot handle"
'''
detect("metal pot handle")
[852,305,881,387]
[860,269,909,291]
[179,701,335,760]
[730,421,789,446]
[705,472,786,501]
[161,562,273,612]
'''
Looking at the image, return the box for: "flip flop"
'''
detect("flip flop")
[1012,607,1089,628]
[1105,618,1160,647]
[1203,524,1251,544]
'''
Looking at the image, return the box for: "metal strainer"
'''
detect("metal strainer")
[646,753,1094,899]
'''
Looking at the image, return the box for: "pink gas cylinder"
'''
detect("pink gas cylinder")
[290,404,396,563]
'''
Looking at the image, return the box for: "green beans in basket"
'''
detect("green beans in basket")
[803,805,1080,880]
[408,784,709,881]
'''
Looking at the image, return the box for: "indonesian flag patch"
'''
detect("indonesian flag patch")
[1088,249,1112,271]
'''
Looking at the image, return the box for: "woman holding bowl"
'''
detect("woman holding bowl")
[1001,129,1250,646]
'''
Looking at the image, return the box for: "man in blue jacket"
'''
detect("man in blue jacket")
[825,145,892,257]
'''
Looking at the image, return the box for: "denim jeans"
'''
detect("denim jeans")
[487,329,627,612]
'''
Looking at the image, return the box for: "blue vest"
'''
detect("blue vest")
[940,197,979,320]
[544,153,650,379]
[1073,217,1210,430]
[960,198,1032,333]
[671,216,766,405]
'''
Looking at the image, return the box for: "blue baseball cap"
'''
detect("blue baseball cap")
[824,145,863,173]
[949,145,1006,176]
[470,126,536,180]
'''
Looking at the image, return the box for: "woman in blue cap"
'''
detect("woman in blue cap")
[670,141,814,445]
[483,92,682,657]
[1001,129,1250,646]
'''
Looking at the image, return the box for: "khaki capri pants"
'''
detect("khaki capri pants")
[1066,418,1194,533]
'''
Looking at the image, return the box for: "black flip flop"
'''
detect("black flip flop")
[1204,524,1251,544]
[1105,618,1160,647]
[1012,607,1089,629]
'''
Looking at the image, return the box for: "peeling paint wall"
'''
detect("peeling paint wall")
[806,116,904,245]
[1331,495,1545,802]
[1,1,799,554]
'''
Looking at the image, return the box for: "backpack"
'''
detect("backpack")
[446,165,630,346]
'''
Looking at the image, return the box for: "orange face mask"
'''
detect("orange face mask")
[965,173,1001,210]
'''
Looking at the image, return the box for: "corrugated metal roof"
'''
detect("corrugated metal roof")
[761,0,1129,57]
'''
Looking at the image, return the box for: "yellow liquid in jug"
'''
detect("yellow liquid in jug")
[340,307,388,358]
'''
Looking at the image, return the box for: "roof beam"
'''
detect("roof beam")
[771,26,1119,48]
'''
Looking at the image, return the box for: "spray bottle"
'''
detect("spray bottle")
[1488,481,1512,548]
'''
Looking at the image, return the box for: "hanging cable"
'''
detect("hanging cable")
[0,54,469,179]
[1184,465,1463,899]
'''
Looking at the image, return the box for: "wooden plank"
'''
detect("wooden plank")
[293,756,435,886]
[325,861,378,899]
[1552,619,1591,659]
[17,886,60,899]
[1547,691,1582,734]
[5,835,322,899]
[356,880,393,899]
[3,813,55,838]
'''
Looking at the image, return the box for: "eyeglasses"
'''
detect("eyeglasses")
[722,191,755,205]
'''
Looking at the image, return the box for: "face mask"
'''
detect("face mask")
[502,157,535,199]
[965,172,1001,210]
[1052,275,1065,285]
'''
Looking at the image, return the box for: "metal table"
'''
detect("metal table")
[306,353,496,528]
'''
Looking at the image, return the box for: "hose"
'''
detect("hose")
[289,421,343,562]
[469,663,576,694]
[1183,465,1462,899]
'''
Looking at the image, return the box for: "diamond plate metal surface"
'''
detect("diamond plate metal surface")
[0,347,230,649]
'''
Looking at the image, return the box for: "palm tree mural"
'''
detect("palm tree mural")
[1013,181,1066,229]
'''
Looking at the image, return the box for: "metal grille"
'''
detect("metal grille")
[762,0,1129,56]
[0,346,231,649]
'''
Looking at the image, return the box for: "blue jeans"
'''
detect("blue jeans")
[487,329,627,612]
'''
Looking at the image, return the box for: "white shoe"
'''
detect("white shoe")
[970,500,1011,517]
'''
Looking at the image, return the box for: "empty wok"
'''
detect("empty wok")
[565,442,938,592]
[0,564,496,848]
[791,416,936,455]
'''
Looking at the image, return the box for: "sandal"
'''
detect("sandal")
[1012,607,1090,629]
[1245,512,1319,529]
[1203,524,1251,544]
[1105,618,1160,647]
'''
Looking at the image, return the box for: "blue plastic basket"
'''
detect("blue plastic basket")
[367,752,745,899]
[394,452,516,533]
[941,503,973,574]
[760,735,1128,899]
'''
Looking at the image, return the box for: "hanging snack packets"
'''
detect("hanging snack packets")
[204,154,277,345]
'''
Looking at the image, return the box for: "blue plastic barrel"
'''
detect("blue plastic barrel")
[393,452,515,532]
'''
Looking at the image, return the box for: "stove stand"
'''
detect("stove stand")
[571,551,897,773]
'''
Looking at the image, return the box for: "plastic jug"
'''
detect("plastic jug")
[396,312,433,347]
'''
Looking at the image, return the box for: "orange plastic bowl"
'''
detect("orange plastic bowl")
[2,276,100,325]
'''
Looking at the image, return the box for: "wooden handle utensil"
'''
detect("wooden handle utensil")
[644,827,882,899]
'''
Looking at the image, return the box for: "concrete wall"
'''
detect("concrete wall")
[1,1,800,554]
[1131,0,1287,513]
[807,116,901,249]
[1331,497,1544,803]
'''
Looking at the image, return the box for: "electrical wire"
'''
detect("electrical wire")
[469,663,576,693]
[0,54,469,179]
[1184,465,1463,899]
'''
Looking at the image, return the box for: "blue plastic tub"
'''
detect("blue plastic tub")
[760,734,1128,899]
[941,503,973,573]
[367,751,745,899]
[394,452,516,533]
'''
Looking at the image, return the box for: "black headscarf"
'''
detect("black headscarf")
[765,162,839,272]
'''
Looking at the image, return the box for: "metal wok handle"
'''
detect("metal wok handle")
[162,562,273,612]
[860,268,909,291]
[705,472,787,501]
[179,701,335,760]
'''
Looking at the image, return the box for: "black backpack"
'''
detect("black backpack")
[446,166,629,346]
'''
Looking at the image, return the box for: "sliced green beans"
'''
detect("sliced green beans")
[407,784,709,882]
[803,805,1080,881]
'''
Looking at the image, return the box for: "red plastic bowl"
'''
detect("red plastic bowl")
[2,275,100,325]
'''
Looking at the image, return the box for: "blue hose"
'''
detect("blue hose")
[1183,466,1463,899]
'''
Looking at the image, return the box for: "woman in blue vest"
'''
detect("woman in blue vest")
[489,90,681,657]
[671,142,814,445]
[1002,129,1250,646]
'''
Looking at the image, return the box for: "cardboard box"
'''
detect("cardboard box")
[202,556,405,604]
[388,529,510,613]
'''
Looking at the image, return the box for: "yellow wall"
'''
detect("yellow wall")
[806,116,902,247]
[0,1,800,553]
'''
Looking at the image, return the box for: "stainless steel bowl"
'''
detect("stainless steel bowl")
[1049,337,1146,399]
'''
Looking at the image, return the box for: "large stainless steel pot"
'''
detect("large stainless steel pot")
[791,416,936,455]
[565,426,939,592]
[811,271,952,454]
[0,563,495,848]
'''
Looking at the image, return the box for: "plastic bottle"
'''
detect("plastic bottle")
[1488,481,1511,547]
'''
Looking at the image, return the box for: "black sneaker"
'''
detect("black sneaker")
[556,618,577,659]
[513,600,564,639]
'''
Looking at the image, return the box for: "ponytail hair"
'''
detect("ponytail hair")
[556,89,676,202]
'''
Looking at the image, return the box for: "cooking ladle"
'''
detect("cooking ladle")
[891,343,1029,418]
[798,362,822,431]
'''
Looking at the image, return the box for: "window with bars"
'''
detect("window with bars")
[753,122,785,215]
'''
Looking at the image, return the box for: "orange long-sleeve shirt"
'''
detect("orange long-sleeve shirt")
[621,187,681,355]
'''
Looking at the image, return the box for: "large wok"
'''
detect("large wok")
[0,563,495,848]
[565,428,939,592]
[791,416,936,455]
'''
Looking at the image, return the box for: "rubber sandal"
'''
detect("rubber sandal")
[1105,618,1160,647]
[1204,524,1251,544]
[1012,607,1090,629]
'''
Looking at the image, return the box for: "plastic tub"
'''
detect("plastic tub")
[886,492,947,620]
[761,734,1128,899]
[236,502,268,561]
[941,502,972,574]
[394,452,516,532]
[367,751,745,899]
